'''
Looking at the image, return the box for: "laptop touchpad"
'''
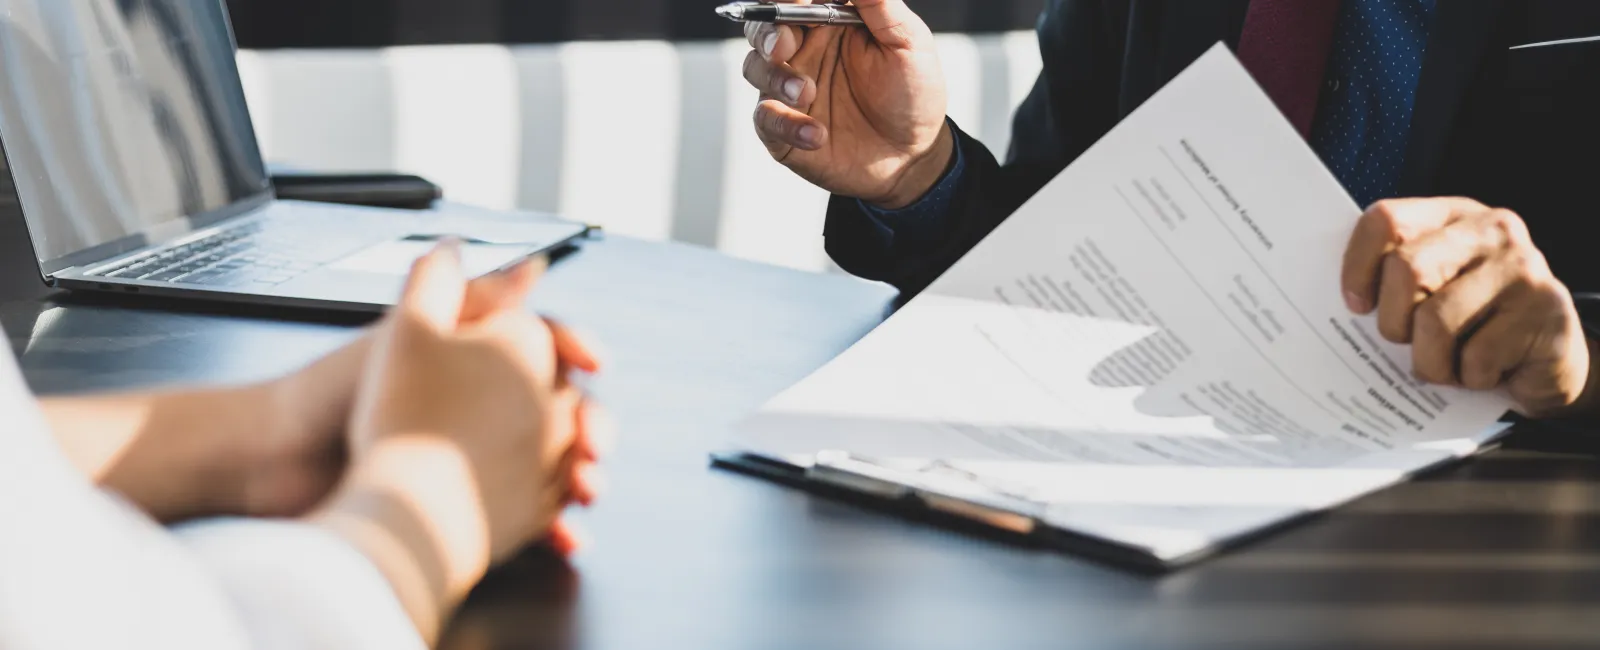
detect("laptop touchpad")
[328,239,534,277]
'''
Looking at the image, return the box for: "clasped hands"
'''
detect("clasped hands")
[44,241,605,639]
[65,242,609,619]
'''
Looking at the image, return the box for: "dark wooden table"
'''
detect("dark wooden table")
[7,234,1600,650]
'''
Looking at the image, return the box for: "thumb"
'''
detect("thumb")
[850,0,933,50]
[460,256,548,324]
[397,240,468,331]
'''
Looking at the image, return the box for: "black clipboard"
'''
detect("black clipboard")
[712,451,1207,572]
[711,443,1495,573]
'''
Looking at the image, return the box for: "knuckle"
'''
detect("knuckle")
[765,70,788,97]
[1458,345,1499,390]
[1387,249,1428,290]
[1486,208,1532,248]
[1506,253,1538,278]
[1414,299,1452,339]
[886,23,914,45]
[766,108,790,137]
[752,105,788,157]
[1366,200,1407,238]
[1515,272,1568,309]
[1507,254,1555,287]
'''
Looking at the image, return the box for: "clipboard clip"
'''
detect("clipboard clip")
[807,451,1044,535]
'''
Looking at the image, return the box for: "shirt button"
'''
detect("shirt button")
[1326,77,1342,92]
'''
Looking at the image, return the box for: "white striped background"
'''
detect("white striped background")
[236,32,1043,273]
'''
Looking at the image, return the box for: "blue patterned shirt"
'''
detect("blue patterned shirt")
[1311,0,1438,208]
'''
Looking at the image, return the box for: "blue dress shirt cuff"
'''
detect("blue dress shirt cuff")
[857,131,967,243]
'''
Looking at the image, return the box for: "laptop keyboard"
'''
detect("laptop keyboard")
[96,221,321,287]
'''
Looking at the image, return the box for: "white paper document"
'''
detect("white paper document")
[732,45,1516,562]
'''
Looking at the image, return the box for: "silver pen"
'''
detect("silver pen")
[715,2,865,26]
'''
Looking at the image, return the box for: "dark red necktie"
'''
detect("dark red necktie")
[1235,0,1342,138]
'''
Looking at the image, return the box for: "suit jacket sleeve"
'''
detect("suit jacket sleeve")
[822,0,1129,296]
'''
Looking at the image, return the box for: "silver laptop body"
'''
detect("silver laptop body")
[0,0,587,313]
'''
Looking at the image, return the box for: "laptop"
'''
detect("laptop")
[0,0,588,313]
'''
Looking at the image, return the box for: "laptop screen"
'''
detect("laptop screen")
[0,0,270,271]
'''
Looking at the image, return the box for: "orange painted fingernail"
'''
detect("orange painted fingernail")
[578,465,604,504]
[549,524,580,557]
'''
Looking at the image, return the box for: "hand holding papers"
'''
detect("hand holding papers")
[725,45,1515,568]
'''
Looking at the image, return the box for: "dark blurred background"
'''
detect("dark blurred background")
[225,0,1048,48]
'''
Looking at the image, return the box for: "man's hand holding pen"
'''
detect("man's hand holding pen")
[739,0,956,210]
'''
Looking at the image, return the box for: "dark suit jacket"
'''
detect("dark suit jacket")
[824,0,1600,303]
